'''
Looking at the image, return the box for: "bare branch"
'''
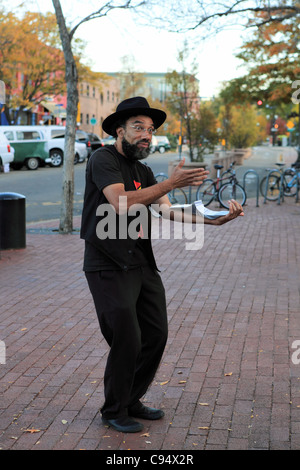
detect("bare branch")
[191,5,300,31]
[69,0,146,40]
[140,1,300,35]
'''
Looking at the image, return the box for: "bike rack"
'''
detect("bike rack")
[295,169,300,203]
[243,170,260,207]
[288,164,300,203]
[263,169,284,205]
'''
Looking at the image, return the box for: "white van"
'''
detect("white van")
[26,125,88,167]
[0,125,88,168]
[1,126,50,170]
[0,129,14,170]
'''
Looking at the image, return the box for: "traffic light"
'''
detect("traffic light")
[257,100,263,106]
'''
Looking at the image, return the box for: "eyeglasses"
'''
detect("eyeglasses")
[129,125,156,135]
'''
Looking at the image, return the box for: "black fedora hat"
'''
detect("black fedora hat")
[102,96,166,136]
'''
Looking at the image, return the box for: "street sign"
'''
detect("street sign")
[90,118,97,126]
[287,120,295,129]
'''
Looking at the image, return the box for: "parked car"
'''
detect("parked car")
[72,129,91,156]
[47,135,88,166]
[0,129,14,171]
[102,135,116,146]
[87,133,104,153]
[150,135,158,154]
[152,136,171,153]
[1,126,50,170]
[47,128,102,157]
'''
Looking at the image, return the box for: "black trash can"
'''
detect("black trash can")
[0,192,26,250]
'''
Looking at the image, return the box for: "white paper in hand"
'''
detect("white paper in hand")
[194,200,229,219]
[170,200,229,219]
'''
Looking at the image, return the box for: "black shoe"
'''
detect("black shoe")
[129,404,165,420]
[102,416,143,433]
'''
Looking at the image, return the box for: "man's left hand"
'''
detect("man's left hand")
[217,199,244,225]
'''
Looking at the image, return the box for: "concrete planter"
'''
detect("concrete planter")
[233,148,252,164]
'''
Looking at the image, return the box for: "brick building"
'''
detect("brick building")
[78,76,120,137]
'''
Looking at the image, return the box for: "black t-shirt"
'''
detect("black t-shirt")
[80,145,158,271]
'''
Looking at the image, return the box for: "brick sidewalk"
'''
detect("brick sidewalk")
[0,197,300,450]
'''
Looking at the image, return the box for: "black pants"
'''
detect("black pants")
[85,266,168,419]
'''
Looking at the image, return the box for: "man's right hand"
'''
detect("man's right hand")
[170,158,209,189]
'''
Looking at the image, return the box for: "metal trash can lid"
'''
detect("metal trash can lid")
[0,192,26,200]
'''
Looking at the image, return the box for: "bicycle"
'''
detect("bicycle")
[154,172,188,204]
[260,162,300,201]
[195,162,247,208]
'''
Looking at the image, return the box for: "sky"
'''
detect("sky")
[7,0,248,98]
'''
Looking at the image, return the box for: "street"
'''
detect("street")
[0,146,298,224]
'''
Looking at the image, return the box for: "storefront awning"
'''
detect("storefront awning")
[41,101,66,118]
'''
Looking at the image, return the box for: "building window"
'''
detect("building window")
[107,90,110,101]
[100,93,103,105]
[86,114,89,125]
[93,87,96,98]
[87,85,90,97]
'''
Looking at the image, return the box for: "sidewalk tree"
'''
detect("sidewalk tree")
[51,0,146,234]
[189,102,218,161]
[165,43,201,161]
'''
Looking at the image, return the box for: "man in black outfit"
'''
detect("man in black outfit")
[80,97,244,433]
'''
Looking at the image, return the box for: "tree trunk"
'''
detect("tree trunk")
[59,76,78,233]
[52,0,79,234]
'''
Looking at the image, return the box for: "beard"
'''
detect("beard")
[121,137,151,161]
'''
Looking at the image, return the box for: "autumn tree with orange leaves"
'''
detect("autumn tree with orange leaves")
[0,9,104,125]
[236,10,300,105]
[0,10,66,124]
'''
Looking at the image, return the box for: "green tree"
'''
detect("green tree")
[222,104,259,149]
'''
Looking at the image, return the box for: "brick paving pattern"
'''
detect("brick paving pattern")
[0,194,300,450]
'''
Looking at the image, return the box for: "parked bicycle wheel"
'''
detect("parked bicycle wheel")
[283,169,297,197]
[218,183,247,209]
[168,188,188,205]
[260,174,281,200]
[195,179,216,206]
[155,173,168,183]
